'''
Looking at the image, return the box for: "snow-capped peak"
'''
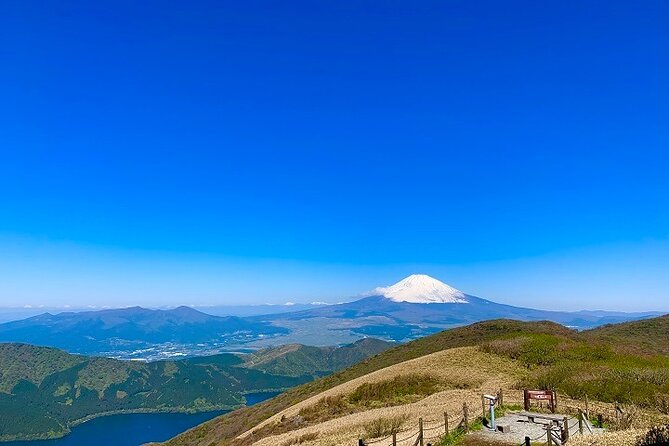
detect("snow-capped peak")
[372,274,468,304]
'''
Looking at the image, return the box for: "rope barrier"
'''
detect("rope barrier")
[422,422,445,432]
[354,391,610,445]
[394,431,418,444]
[364,433,394,444]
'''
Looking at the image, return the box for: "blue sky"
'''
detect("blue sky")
[1,1,668,310]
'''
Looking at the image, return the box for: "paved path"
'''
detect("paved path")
[470,412,602,445]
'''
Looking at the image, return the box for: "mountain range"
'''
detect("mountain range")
[0,275,660,357]
[0,306,287,359]
[252,274,661,344]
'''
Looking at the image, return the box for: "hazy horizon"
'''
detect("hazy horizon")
[2,1,668,313]
[1,237,668,312]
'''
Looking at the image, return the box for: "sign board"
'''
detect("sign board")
[524,389,557,412]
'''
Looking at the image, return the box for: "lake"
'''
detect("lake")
[3,391,281,446]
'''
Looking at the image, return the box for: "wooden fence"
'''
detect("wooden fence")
[357,401,469,446]
[356,390,611,446]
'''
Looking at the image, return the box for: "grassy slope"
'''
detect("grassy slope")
[0,344,309,441]
[241,338,394,377]
[580,314,669,355]
[159,315,669,446]
[158,319,569,446]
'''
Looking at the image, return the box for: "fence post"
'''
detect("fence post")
[597,414,603,428]
[463,402,469,432]
[444,411,449,436]
[524,436,531,446]
[524,389,530,411]
[498,388,504,407]
[563,416,569,442]
[585,394,589,419]
[419,417,424,446]
[392,432,396,446]
[578,409,584,434]
[546,425,553,446]
[358,439,365,446]
[482,396,486,418]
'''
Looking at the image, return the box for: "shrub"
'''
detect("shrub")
[636,424,669,446]
[348,374,442,406]
[298,395,349,422]
[281,432,319,445]
[362,414,408,439]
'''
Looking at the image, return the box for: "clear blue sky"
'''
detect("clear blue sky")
[1,1,668,311]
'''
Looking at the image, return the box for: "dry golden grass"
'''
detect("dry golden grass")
[241,346,525,446]
[361,414,408,438]
[280,432,319,446]
[567,429,645,446]
[240,344,669,446]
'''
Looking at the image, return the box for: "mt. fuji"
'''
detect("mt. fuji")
[0,275,661,353]
[255,274,661,346]
[372,274,468,303]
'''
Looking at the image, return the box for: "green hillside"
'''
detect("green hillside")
[0,343,86,394]
[241,338,393,377]
[0,343,308,441]
[157,316,669,446]
[580,314,669,355]
[156,319,571,446]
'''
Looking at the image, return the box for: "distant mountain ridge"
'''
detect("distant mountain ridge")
[0,306,287,357]
[0,275,661,355]
[256,275,661,343]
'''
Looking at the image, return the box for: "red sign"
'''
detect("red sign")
[524,389,557,412]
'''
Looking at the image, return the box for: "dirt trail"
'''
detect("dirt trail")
[240,346,525,446]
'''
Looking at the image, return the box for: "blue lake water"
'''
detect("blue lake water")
[4,391,281,446]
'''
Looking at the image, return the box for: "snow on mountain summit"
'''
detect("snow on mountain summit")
[372,274,468,304]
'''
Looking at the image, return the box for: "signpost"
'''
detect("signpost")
[524,389,557,413]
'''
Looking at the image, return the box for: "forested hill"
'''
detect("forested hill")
[241,338,392,377]
[0,343,307,441]
[0,337,392,441]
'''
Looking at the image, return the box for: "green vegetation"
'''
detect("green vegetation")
[229,374,444,443]
[0,343,309,441]
[157,316,669,446]
[0,343,85,393]
[583,315,669,355]
[241,338,393,377]
[436,413,487,446]
[0,337,391,441]
[438,428,467,446]
[348,374,444,406]
[482,332,669,411]
[301,374,445,420]
[157,319,568,446]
